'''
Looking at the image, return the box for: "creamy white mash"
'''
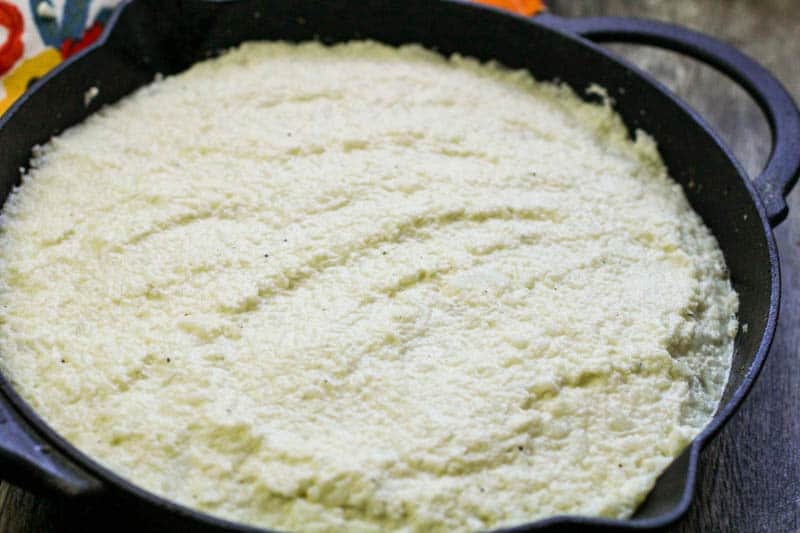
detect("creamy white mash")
[0,42,737,532]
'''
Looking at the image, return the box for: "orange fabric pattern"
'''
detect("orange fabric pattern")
[471,0,544,16]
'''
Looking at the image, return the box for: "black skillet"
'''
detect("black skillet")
[0,1,798,531]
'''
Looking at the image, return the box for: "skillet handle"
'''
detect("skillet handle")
[0,393,103,498]
[535,13,800,227]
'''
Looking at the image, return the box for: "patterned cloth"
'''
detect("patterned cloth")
[0,0,119,114]
[0,0,544,115]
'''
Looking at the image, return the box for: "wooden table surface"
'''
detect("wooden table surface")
[1,1,798,531]
[545,3,800,532]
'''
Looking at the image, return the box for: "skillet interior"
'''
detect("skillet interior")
[0,0,776,529]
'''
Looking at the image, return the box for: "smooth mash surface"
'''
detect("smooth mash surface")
[0,42,737,532]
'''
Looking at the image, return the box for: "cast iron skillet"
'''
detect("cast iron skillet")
[0,1,798,531]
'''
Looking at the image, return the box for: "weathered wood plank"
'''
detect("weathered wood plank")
[549,2,800,532]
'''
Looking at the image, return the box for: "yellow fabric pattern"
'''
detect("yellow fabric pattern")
[0,48,61,114]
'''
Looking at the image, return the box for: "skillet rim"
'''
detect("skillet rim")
[0,0,781,530]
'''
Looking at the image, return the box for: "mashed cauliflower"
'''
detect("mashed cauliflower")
[0,42,737,532]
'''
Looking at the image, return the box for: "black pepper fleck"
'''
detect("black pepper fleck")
[518,446,524,451]
[264,253,269,258]
[60,359,65,363]
[166,358,171,363]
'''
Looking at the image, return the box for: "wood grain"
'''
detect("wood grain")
[1,1,798,531]
[548,2,800,532]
